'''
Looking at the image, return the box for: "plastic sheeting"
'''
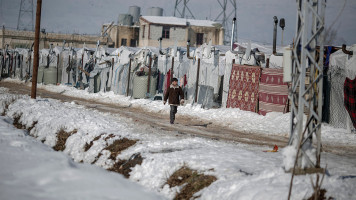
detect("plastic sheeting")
[328,49,356,132]
[221,51,238,108]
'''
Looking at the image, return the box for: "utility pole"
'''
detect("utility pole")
[288,0,325,171]
[287,1,325,198]
[31,0,42,99]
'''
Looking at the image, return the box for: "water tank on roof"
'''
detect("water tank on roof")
[129,6,141,23]
[118,14,133,26]
[147,7,163,16]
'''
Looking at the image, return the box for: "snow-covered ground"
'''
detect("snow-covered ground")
[1,85,356,200]
[4,78,355,145]
[0,117,164,200]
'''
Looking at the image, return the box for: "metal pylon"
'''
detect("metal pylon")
[17,0,34,31]
[289,0,326,171]
[214,0,237,45]
[174,0,195,19]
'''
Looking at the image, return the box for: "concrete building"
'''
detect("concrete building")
[0,26,108,49]
[139,16,224,48]
[101,24,139,48]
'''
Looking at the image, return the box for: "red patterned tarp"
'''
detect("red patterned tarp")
[344,77,356,128]
[258,68,289,115]
[226,65,261,112]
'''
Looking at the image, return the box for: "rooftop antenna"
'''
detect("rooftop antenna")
[273,16,278,55]
[214,0,237,45]
[173,0,195,19]
[17,0,34,31]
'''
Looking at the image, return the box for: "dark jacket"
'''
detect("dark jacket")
[164,84,184,106]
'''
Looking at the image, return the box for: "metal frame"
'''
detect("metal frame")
[174,0,195,19]
[215,0,237,45]
[289,0,326,170]
[17,0,34,31]
[173,0,237,45]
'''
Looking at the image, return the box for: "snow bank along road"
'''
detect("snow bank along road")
[0,81,355,156]
[0,116,165,200]
[1,81,356,199]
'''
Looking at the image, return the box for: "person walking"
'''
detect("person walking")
[164,78,184,124]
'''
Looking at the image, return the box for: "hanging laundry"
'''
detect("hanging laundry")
[344,77,356,129]
[226,65,261,112]
[157,72,165,93]
[180,74,187,87]
[258,68,288,115]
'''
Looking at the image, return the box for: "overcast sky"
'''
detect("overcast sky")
[1,0,355,46]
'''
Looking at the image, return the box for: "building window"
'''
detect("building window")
[121,38,127,46]
[162,26,170,39]
[142,25,145,38]
[130,39,136,47]
[196,33,204,45]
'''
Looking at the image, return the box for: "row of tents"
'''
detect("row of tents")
[1,42,355,132]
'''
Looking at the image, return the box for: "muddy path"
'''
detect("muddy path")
[1,81,355,157]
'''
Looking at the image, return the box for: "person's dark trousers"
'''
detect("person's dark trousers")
[170,105,177,124]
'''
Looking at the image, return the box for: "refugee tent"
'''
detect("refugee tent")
[328,45,356,132]
[76,47,95,88]
[59,48,78,86]
[87,47,112,93]
[130,47,159,98]
[110,46,139,95]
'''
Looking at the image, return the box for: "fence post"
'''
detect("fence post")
[21,55,23,79]
[56,54,59,84]
[67,55,71,84]
[10,53,13,77]
[170,57,174,83]
[126,59,132,97]
[147,56,152,94]
[194,58,200,103]
[13,53,16,77]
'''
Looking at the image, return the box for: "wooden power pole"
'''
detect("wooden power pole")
[31,0,42,99]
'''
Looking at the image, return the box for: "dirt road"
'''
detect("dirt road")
[1,81,355,157]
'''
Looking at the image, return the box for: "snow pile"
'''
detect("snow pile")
[1,90,356,200]
[282,145,297,171]
[0,116,164,200]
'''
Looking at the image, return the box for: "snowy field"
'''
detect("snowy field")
[1,84,356,200]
